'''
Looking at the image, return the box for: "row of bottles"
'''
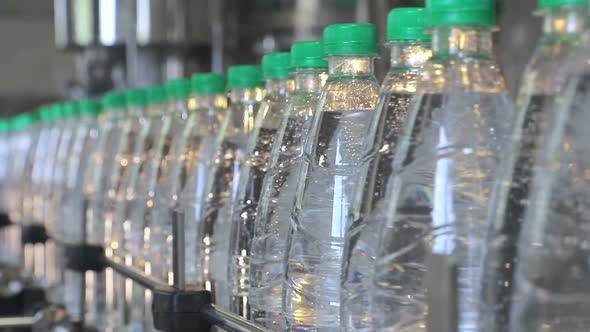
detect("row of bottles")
[1,0,590,331]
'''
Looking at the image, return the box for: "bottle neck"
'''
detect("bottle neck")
[264,78,293,98]
[293,68,329,93]
[128,105,145,118]
[388,40,432,69]
[194,93,228,109]
[146,103,164,117]
[229,87,265,104]
[541,4,588,36]
[167,97,190,116]
[327,55,375,77]
[431,25,494,59]
[105,106,129,121]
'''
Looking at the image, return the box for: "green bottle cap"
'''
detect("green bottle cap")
[388,8,431,41]
[0,119,8,132]
[191,73,227,94]
[36,106,50,121]
[323,23,378,55]
[79,99,103,115]
[62,101,79,118]
[262,52,292,78]
[146,84,167,104]
[291,41,329,69]
[227,65,264,89]
[30,107,44,123]
[126,88,148,107]
[49,103,63,120]
[166,79,192,98]
[539,0,590,8]
[426,0,496,27]
[12,113,33,129]
[102,91,127,109]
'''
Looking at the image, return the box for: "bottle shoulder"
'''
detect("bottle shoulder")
[380,68,423,94]
[519,38,581,97]
[320,77,380,112]
[420,58,508,94]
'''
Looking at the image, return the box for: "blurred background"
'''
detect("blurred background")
[0,0,540,117]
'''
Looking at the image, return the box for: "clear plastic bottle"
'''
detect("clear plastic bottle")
[369,1,516,331]
[283,24,380,331]
[128,84,171,283]
[249,41,328,329]
[60,100,104,243]
[84,92,129,247]
[123,81,191,331]
[33,101,74,307]
[20,107,55,282]
[109,88,153,331]
[30,105,62,227]
[82,91,128,330]
[189,65,264,311]
[39,103,79,304]
[57,99,105,327]
[28,105,60,228]
[507,11,590,332]
[109,89,149,259]
[20,106,59,292]
[21,107,49,227]
[481,1,590,330]
[0,119,11,216]
[156,73,229,286]
[228,52,293,319]
[57,100,104,322]
[0,118,16,267]
[46,101,80,236]
[341,8,431,331]
[4,113,34,263]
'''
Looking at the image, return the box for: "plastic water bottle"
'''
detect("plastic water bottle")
[248,41,328,329]
[59,99,104,240]
[0,118,16,266]
[84,91,129,248]
[228,52,293,319]
[505,17,590,332]
[58,99,105,326]
[0,119,10,211]
[108,89,149,261]
[47,102,80,236]
[161,73,228,285]
[40,103,79,303]
[122,79,190,329]
[44,100,75,312]
[4,113,35,257]
[283,24,380,331]
[23,106,65,284]
[341,8,431,331]
[112,87,156,331]
[106,84,165,286]
[82,91,128,330]
[123,80,190,281]
[21,107,51,227]
[0,118,11,215]
[28,105,61,227]
[20,107,60,292]
[480,1,590,330]
[369,1,515,331]
[32,105,63,227]
[191,65,263,311]
[56,100,104,322]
